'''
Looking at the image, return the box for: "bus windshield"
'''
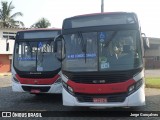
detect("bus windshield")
[63,30,142,72]
[14,40,61,72]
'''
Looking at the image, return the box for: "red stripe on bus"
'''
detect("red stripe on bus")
[67,79,135,94]
[15,74,60,85]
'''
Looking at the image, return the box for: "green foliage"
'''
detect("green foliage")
[31,18,51,28]
[145,77,160,89]
[0,1,24,27]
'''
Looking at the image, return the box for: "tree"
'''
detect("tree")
[31,18,51,28]
[0,1,24,27]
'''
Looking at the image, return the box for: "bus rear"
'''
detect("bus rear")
[12,28,62,94]
[56,12,147,107]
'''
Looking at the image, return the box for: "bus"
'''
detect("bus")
[55,12,149,107]
[11,28,62,94]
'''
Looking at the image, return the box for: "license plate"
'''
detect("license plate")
[93,98,107,103]
[31,89,40,94]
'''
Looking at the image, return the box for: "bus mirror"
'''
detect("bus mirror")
[143,37,150,49]
[54,35,62,53]
[54,35,63,61]
[141,33,150,50]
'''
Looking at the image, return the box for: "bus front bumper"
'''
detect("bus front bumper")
[12,81,62,94]
[62,84,145,107]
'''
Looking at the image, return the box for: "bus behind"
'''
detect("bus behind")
[12,28,62,94]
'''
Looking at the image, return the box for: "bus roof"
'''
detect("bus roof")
[16,28,61,40]
[62,12,138,31]
[66,12,136,19]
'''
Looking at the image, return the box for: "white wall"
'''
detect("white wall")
[0,28,18,39]
[0,28,24,55]
[0,40,15,54]
[145,38,160,57]
[145,49,160,56]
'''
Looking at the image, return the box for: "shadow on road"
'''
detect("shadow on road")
[24,93,62,104]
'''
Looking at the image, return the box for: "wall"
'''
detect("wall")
[145,58,160,69]
[0,54,10,72]
[0,40,15,54]
[0,27,28,73]
[145,37,160,69]
[0,28,21,39]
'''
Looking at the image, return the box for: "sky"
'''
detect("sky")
[2,0,160,37]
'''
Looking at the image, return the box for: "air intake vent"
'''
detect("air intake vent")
[63,68,142,84]
[76,93,127,103]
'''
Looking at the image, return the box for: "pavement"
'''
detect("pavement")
[0,72,12,76]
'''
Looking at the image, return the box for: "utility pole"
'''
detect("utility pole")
[101,0,104,13]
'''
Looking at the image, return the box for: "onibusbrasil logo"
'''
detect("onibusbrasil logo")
[2,112,42,118]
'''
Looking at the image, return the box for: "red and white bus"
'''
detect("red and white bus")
[11,28,62,94]
[55,12,149,107]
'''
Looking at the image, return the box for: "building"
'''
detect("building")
[0,27,27,73]
[145,37,160,69]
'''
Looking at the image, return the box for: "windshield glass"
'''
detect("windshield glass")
[63,32,98,72]
[14,40,61,72]
[98,30,142,71]
[63,30,142,72]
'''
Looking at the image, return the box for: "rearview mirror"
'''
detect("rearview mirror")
[54,35,62,53]
[54,35,65,61]
[141,33,150,49]
[143,37,150,49]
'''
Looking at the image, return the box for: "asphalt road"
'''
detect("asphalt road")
[0,73,160,120]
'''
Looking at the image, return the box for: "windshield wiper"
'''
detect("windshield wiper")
[25,41,33,57]
[77,32,87,63]
[104,31,118,48]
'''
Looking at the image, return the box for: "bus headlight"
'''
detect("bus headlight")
[55,77,62,84]
[68,86,73,93]
[128,85,135,93]
[13,76,19,83]
[62,81,67,89]
[135,79,143,89]
[128,79,143,95]
[62,81,74,95]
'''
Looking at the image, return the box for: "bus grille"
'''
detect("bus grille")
[22,86,50,92]
[76,93,126,103]
[72,75,128,83]
[65,73,131,84]
[62,69,142,84]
